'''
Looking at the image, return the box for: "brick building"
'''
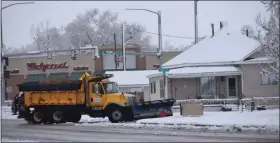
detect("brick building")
[5,44,182,100]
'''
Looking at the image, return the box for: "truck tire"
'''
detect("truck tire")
[52,111,64,123]
[31,110,44,124]
[123,108,134,122]
[70,113,82,123]
[108,108,123,123]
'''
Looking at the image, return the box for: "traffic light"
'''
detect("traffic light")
[2,56,9,66]
[4,70,10,79]
[71,50,77,60]
[47,53,52,59]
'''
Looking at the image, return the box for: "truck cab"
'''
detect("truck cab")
[82,73,136,122]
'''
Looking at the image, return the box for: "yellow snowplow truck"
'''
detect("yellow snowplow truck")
[16,73,175,124]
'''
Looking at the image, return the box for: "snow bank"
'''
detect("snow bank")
[136,110,279,133]
[1,106,18,120]
[80,115,108,123]
[77,110,279,133]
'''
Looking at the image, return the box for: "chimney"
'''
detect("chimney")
[220,21,223,29]
[211,23,214,37]
[246,29,249,37]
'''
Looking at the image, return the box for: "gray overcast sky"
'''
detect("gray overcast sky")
[2,1,269,49]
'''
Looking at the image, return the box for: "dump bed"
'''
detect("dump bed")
[18,80,86,107]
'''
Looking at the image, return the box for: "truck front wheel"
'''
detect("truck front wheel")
[69,113,82,123]
[108,108,123,123]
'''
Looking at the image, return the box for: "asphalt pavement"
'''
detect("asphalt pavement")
[1,119,279,142]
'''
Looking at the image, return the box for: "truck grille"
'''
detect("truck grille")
[126,95,136,106]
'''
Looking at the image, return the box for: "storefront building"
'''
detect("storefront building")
[5,44,182,100]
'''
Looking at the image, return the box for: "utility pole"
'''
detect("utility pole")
[194,0,198,44]
[114,33,117,70]
[122,23,126,71]
[157,11,163,66]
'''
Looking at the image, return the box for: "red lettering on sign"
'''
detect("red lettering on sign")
[73,66,89,71]
[26,62,68,72]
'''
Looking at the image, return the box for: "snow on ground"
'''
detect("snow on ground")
[2,105,278,133]
[77,110,279,133]
[1,106,18,120]
[80,115,108,123]
[1,138,38,142]
[137,110,279,127]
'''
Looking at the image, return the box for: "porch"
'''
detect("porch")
[168,75,242,100]
[148,66,242,100]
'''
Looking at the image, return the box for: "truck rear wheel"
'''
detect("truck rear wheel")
[31,110,44,124]
[52,111,64,123]
[108,108,123,123]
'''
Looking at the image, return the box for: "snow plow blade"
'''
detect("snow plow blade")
[133,99,176,120]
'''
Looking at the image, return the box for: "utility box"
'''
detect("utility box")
[182,103,204,116]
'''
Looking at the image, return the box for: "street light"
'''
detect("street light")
[125,8,163,66]
[0,2,35,103]
[1,2,35,10]
[125,8,166,99]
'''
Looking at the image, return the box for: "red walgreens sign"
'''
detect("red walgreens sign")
[73,66,89,71]
[27,62,68,72]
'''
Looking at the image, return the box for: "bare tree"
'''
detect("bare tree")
[30,20,52,51]
[30,8,151,54]
[64,8,151,48]
[254,1,279,77]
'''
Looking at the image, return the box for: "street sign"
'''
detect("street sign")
[158,67,169,72]
[98,50,123,55]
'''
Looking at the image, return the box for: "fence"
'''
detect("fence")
[173,97,279,111]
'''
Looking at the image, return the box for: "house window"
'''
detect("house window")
[200,77,216,97]
[160,80,164,98]
[150,81,156,94]
[150,82,153,94]
[261,73,278,85]
[153,82,156,94]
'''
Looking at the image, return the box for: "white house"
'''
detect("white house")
[147,22,278,100]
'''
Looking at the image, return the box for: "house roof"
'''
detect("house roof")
[105,70,158,87]
[147,66,241,78]
[162,24,261,69]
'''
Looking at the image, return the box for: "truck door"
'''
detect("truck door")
[89,82,106,107]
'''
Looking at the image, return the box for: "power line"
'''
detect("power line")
[133,29,205,39]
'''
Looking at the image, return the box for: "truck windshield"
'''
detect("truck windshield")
[102,82,120,94]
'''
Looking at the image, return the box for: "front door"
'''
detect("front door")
[227,77,237,98]
[89,83,106,107]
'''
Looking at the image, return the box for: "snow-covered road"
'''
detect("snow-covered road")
[2,119,279,142]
